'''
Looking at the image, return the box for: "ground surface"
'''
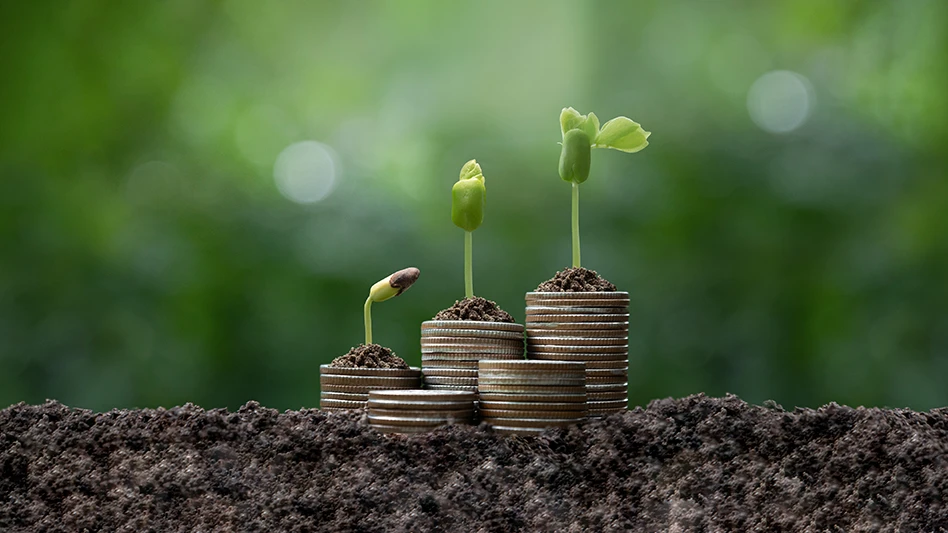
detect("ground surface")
[1,394,946,532]
[330,344,409,369]
[535,267,617,292]
[433,296,515,322]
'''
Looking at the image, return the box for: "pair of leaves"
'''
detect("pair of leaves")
[560,107,650,153]
[452,159,486,232]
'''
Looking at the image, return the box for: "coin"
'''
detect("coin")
[524,300,630,308]
[477,401,589,411]
[585,375,628,384]
[587,391,629,401]
[319,399,366,410]
[528,352,629,361]
[489,426,548,436]
[526,306,630,315]
[526,336,628,346]
[319,365,421,377]
[477,377,586,387]
[478,360,585,371]
[526,321,629,331]
[369,424,435,435]
[422,320,524,333]
[421,345,524,355]
[477,392,586,403]
[421,368,479,378]
[586,367,629,377]
[367,399,475,410]
[421,337,524,348]
[526,314,630,323]
[321,384,421,394]
[368,389,477,401]
[423,384,479,392]
[584,360,630,369]
[422,376,479,386]
[527,344,627,354]
[368,408,474,419]
[367,415,474,427]
[587,399,628,410]
[422,353,524,361]
[479,409,587,419]
[477,383,586,394]
[421,328,525,340]
[319,391,369,401]
[480,418,582,428]
[320,375,423,387]
[420,359,480,369]
[320,407,360,413]
[525,291,629,299]
[586,383,628,392]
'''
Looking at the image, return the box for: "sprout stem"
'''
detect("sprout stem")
[572,182,581,268]
[464,230,474,298]
[364,296,373,345]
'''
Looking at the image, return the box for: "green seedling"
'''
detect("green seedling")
[364,267,420,345]
[558,107,650,267]
[451,159,486,298]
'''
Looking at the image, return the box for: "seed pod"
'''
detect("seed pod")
[369,267,420,303]
[559,129,591,184]
[451,159,486,232]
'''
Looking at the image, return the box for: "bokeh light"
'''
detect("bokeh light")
[273,141,339,204]
[747,70,814,133]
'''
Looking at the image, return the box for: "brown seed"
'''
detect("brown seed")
[479,409,587,419]
[319,365,421,377]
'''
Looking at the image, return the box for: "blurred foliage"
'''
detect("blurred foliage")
[1,0,947,411]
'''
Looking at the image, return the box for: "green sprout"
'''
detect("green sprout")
[558,107,650,268]
[364,267,420,345]
[451,159,486,298]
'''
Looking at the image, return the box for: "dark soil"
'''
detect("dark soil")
[2,394,947,531]
[329,343,409,369]
[433,296,515,322]
[536,267,617,292]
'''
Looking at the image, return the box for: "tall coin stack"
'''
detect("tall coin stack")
[319,365,422,411]
[367,389,477,434]
[524,291,630,417]
[478,360,588,435]
[420,320,525,393]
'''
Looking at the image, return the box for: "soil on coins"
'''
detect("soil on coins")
[1,394,946,531]
[536,267,617,292]
[433,296,515,322]
[330,343,409,369]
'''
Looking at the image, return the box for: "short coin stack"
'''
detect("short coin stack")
[319,365,422,411]
[367,389,477,434]
[524,291,630,417]
[477,360,587,435]
[420,320,525,393]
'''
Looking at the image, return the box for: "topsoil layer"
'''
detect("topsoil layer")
[1,394,946,531]
[433,296,515,322]
[329,343,409,369]
[536,267,617,292]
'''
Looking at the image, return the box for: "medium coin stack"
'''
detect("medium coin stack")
[367,389,477,434]
[477,360,587,435]
[420,320,525,393]
[524,291,630,417]
[319,365,422,411]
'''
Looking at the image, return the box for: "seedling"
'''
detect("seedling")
[451,159,486,298]
[558,107,650,267]
[364,267,420,345]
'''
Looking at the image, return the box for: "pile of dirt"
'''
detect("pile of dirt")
[433,296,515,322]
[1,394,946,531]
[329,343,409,368]
[536,267,617,292]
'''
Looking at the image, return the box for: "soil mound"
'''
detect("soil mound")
[536,267,617,292]
[2,395,947,531]
[329,343,408,368]
[433,296,514,322]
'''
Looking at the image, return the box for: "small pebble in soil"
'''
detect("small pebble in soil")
[535,267,617,292]
[329,343,409,368]
[433,296,515,322]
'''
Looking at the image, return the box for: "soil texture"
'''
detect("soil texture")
[536,267,617,292]
[2,394,947,531]
[433,296,515,322]
[329,343,409,369]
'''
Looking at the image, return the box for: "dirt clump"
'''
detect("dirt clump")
[329,343,409,368]
[536,266,617,292]
[433,296,514,322]
[2,394,947,531]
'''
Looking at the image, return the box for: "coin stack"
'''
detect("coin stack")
[319,365,422,411]
[477,360,588,435]
[420,320,525,393]
[524,291,630,417]
[367,389,477,434]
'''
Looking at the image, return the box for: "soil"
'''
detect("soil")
[2,394,946,531]
[433,296,515,322]
[329,343,409,369]
[536,267,617,292]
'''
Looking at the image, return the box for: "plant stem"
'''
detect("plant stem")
[363,296,373,345]
[572,182,581,268]
[464,230,474,298]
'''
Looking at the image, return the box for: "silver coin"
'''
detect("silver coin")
[585,375,628,384]
[420,359,480,369]
[422,353,524,361]
[526,336,628,346]
[526,306,628,315]
[527,344,627,354]
[587,391,629,401]
[585,383,628,392]
[422,320,524,332]
[480,409,588,419]
[477,401,589,411]
[320,391,369,401]
[584,360,631,369]
[586,368,629,377]
[478,360,585,371]
[421,336,524,347]
[526,321,629,331]
[527,352,628,361]
[588,399,628,410]
[526,314,630,323]
[481,417,584,428]
[421,329,524,340]
[319,399,366,410]
[422,345,524,355]
[476,377,586,387]
[320,375,423,387]
[319,365,421,377]
[525,299,630,308]
[423,376,479,386]
[477,383,586,394]
[477,392,586,403]
[367,399,475,410]
[525,291,629,299]
[321,384,422,393]
[424,384,479,392]
[421,368,479,378]
[368,414,474,426]
[368,389,476,401]
[368,408,474,419]
[369,424,437,435]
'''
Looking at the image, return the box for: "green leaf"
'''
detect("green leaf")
[560,107,584,137]
[459,159,483,182]
[581,112,599,144]
[558,129,591,184]
[452,160,486,231]
[593,116,650,153]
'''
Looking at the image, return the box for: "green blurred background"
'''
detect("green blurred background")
[1,1,946,412]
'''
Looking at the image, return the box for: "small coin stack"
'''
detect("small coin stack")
[367,389,477,434]
[420,320,525,393]
[477,360,587,435]
[319,365,422,411]
[524,291,630,417]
